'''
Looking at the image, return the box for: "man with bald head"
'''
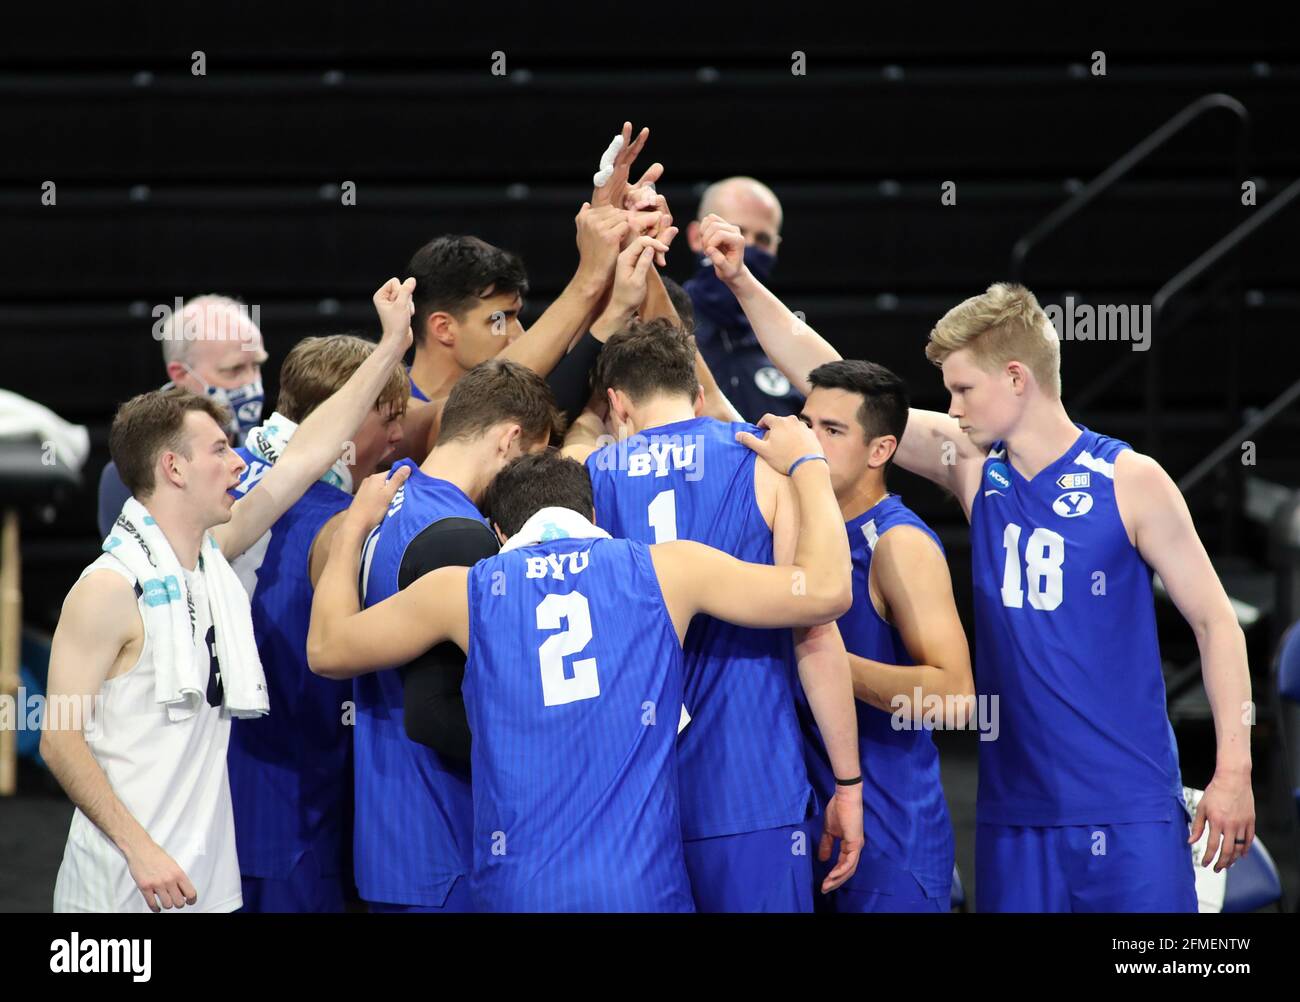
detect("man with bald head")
[97,295,269,537]
[684,177,802,421]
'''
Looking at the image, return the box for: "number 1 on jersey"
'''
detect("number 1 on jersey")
[648,489,678,543]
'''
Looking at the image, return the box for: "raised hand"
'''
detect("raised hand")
[623,163,676,266]
[590,121,650,210]
[372,276,417,352]
[736,413,826,476]
[608,234,670,320]
[573,202,629,290]
[345,465,412,535]
[699,213,747,284]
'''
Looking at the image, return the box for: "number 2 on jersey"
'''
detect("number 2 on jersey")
[1000,523,1064,610]
[536,591,600,706]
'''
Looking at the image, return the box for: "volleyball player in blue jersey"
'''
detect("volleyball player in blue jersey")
[227,331,409,912]
[568,320,865,912]
[307,419,853,912]
[700,213,1253,912]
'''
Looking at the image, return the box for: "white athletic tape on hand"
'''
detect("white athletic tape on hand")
[592,134,624,188]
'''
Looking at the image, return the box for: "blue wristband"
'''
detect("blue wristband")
[787,453,828,477]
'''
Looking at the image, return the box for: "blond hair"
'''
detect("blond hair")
[925,283,1061,397]
[275,334,409,424]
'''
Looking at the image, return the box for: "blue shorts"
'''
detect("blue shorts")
[804,817,951,913]
[683,824,812,913]
[238,850,347,914]
[976,813,1197,913]
[366,875,475,913]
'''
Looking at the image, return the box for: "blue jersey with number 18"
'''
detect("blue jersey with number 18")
[463,535,693,912]
[969,425,1185,827]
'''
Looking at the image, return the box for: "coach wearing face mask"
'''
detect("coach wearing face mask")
[96,295,269,538]
[683,177,802,422]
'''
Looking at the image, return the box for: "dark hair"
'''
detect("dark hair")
[660,276,696,336]
[482,451,594,538]
[592,317,699,404]
[438,358,565,447]
[109,386,232,498]
[406,235,529,347]
[807,360,910,452]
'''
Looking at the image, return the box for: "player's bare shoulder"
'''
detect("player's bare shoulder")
[1112,448,1182,547]
[867,523,947,615]
[61,568,145,680]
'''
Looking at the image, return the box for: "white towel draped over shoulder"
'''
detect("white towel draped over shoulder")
[101,497,269,722]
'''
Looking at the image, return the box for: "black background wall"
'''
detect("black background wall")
[2,0,1299,912]
[6,3,1299,634]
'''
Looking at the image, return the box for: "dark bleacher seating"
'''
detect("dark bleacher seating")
[3,11,1298,648]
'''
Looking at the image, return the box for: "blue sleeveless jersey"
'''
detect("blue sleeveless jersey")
[226,448,354,879]
[355,459,486,905]
[797,495,954,899]
[406,366,430,403]
[970,426,1184,825]
[586,416,811,839]
[464,535,693,912]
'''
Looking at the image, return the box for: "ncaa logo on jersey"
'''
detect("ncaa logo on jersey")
[1052,491,1093,518]
[985,461,1011,493]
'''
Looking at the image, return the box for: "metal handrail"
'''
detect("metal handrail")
[1148,176,1300,462]
[1177,371,1300,495]
[1010,93,1250,282]
[1067,270,1236,412]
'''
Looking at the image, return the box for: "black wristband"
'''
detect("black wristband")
[834,775,863,786]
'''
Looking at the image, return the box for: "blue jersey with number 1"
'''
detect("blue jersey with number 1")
[464,535,693,912]
[586,416,811,840]
[970,426,1185,826]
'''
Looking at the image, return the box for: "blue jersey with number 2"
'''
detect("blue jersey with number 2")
[464,535,693,912]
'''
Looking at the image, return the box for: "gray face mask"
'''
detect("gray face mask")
[178,365,265,443]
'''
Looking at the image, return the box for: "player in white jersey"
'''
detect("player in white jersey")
[41,278,416,912]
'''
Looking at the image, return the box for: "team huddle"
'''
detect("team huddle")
[41,123,1255,914]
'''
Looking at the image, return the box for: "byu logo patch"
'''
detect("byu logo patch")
[1056,472,1091,490]
[754,366,791,397]
[1053,491,1093,518]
